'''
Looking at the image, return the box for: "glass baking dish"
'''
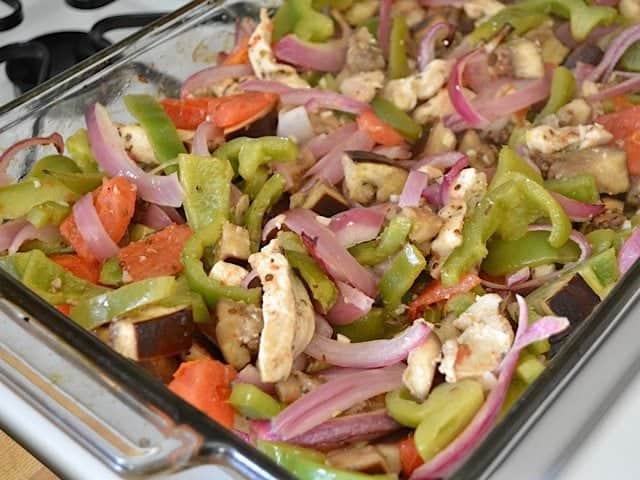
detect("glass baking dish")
[1,1,640,478]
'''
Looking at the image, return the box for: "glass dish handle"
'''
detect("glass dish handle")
[0,298,266,479]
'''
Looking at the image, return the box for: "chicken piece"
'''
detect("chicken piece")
[403,334,442,401]
[424,121,457,155]
[621,0,640,22]
[383,60,451,112]
[249,239,299,382]
[209,261,249,287]
[415,87,475,125]
[439,294,514,383]
[339,70,385,103]
[291,274,316,357]
[248,9,309,88]
[525,124,613,155]
[430,168,487,277]
[458,130,498,168]
[344,27,385,74]
[494,38,544,79]
[626,176,640,207]
[342,156,408,205]
[275,370,322,404]
[218,222,251,262]
[215,299,263,369]
[393,0,426,28]
[539,99,592,128]
[463,0,505,20]
[586,197,626,232]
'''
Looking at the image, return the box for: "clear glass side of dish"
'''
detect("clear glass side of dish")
[1,0,640,479]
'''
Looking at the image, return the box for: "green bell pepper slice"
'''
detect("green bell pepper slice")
[586,228,629,255]
[535,66,576,123]
[70,276,177,330]
[28,154,104,194]
[482,230,581,277]
[229,383,283,419]
[179,154,233,233]
[350,216,413,266]
[334,307,388,342]
[444,291,476,317]
[470,6,549,43]
[0,178,78,221]
[124,94,186,169]
[258,441,396,480]
[245,173,287,252]
[29,155,80,176]
[26,201,71,228]
[379,243,426,311]
[0,250,108,305]
[99,258,123,287]
[272,0,335,42]
[66,129,100,173]
[441,171,571,287]
[371,97,422,142]
[388,16,410,79]
[490,146,543,190]
[544,174,599,204]
[285,249,338,314]
[518,0,617,41]
[182,223,262,307]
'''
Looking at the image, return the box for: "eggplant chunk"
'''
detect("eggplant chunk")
[342,156,408,205]
[542,274,600,328]
[291,180,350,216]
[327,444,401,475]
[139,356,180,383]
[109,304,195,361]
[215,299,263,369]
[548,147,630,195]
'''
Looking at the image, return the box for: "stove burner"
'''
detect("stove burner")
[65,0,116,8]
[2,12,166,94]
[0,0,23,31]
[6,32,96,93]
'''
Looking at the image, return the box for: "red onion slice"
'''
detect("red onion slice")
[242,79,370,114]
[378,0,393,58]
[418,22,455,71]
[277,106,314,143]
[86,103,183,207]
[315,313,334,338]
[8,224,61,255]
[275,12,350,73]
[305,130,375,185]
[414,151,466,170]
[270,364,405,440]
[326,280,375,325]
[587,75,640,102]
[550,192,604,221]
[305,320,430,368]
[191,121,223,156]
[399,170,429,208]
[441,155,469,204]
[506,267,530,288]
[447,48,490,129]
[73,193,120,262]
[618,226,640,275]
[306,123,358,158]
[140,204,174,230]
[410,296,568,479]
[0,133,64,186]
[421,183,442,208]
[234,364,276,394]
[328,207,385,248]
[0,219,30,252]
[284,208,378,296]
[181,64,253,98]
[588,24,640,82]
[289,409,401,448]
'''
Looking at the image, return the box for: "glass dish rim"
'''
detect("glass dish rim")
[1,1,639,478]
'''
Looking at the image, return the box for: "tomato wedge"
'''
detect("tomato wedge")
[407,273,482,320]
[50,254,101,284]
[357,110,406,147]
[160,98,220,130]
[118,223,193,282]
[222,36,250,66]
[169,359,237,429]
[399,435,424,477]
[60,176,137,262]
[596,105,640,175]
